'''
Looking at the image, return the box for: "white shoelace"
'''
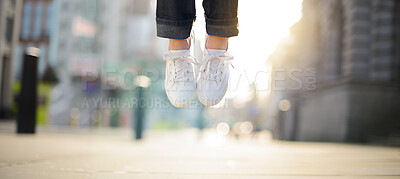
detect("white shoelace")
[199,51,233,85]
[163,51,199,83]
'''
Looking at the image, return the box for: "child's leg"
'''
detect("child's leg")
[206,36,228,50]
[156,0,198,108]
[202,0,239,39]
[156,0,196,40]
[197,0,238,106]
[169,39,190,50]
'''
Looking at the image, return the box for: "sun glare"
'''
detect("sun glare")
[193,0,303,103]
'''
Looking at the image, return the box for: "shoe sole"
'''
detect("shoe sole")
[165,90,196,108]
[197,84,228,107]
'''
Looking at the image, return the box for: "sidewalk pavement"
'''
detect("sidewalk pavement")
[0,122,399,179]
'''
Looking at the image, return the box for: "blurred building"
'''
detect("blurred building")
[48,0,101,126]
[0,0,22,119]
[269,0,400,143]
[17,0,54,78]
[48,0,170,127]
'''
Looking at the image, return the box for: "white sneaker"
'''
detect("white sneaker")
[197,48,233,106]
[164,49,198,108]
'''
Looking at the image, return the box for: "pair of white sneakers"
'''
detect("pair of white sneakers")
[163,38,233,107]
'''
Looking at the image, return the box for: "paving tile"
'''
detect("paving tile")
[0,128,399,179]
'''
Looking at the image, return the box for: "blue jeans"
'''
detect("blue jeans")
[156,0,239,39]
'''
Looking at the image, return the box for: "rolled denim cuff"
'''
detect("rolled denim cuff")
[205,17,239,38]
[156,17,194,39]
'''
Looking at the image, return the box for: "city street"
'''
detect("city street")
[0,122,399,179]
[0,0,399,178]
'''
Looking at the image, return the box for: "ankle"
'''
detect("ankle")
[169,38,190,50]
[206,35,228,50]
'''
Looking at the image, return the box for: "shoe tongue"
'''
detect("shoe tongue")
[210,59,220,68]
[206,49,226,71]
[169,49,189,68]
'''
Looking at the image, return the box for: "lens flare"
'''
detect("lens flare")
[216,122,230,136]
[279,99,291,111]
[135,75,151,88]
[240,121,253,135]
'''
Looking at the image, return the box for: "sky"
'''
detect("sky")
[192,0,304,105]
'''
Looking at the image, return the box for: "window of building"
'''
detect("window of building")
[21,2,32,39]
[5,16,14,43]
[33,2,43,40]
